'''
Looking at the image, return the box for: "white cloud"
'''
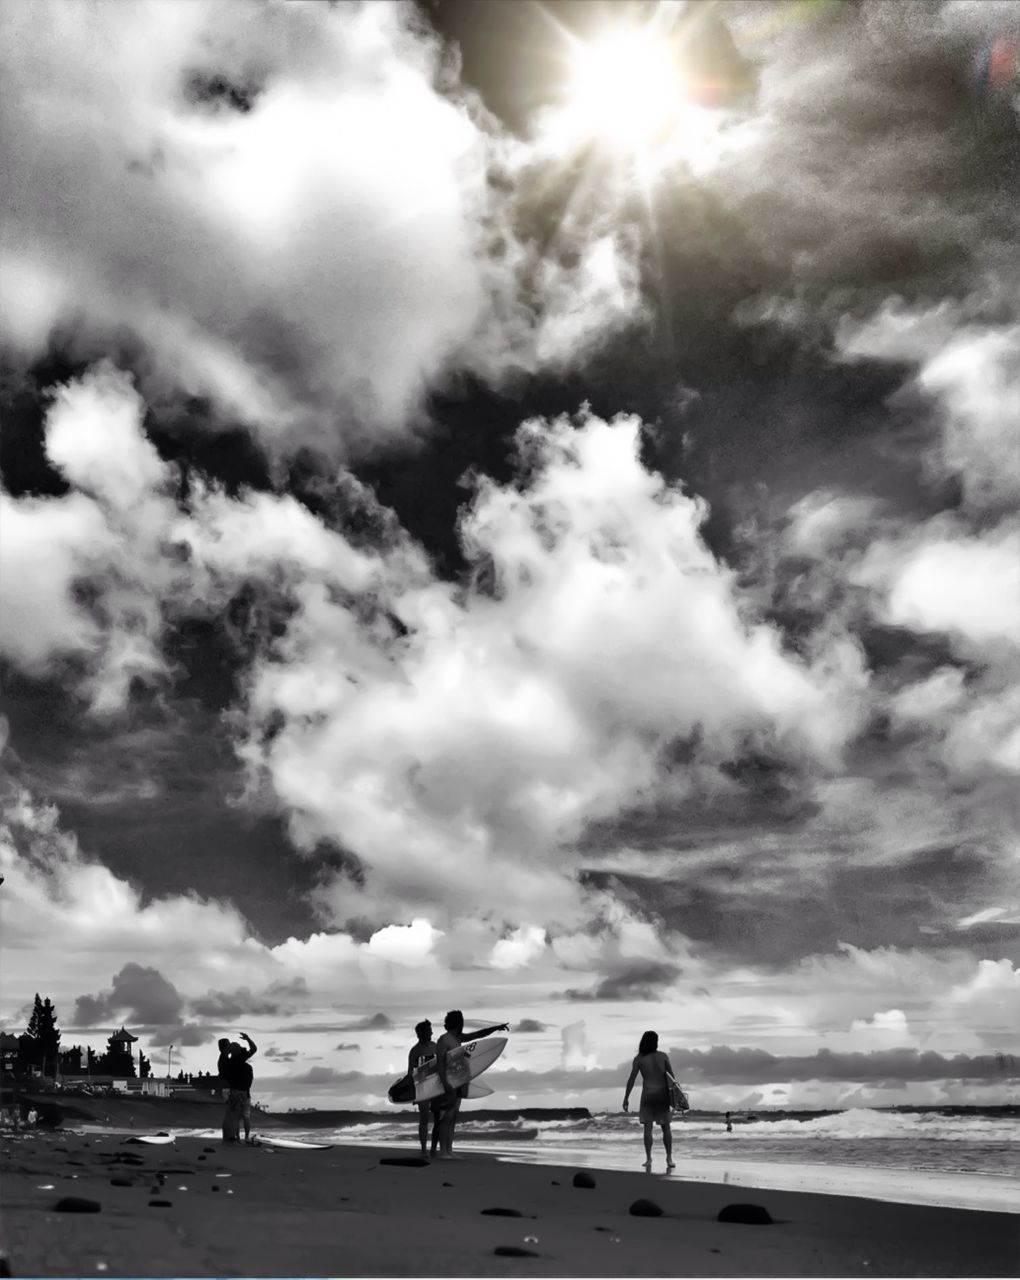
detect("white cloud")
[560,1020,596,1071]
[785,491,883,558]
[365,918,442,967]
[849,1008,916,1048]
[838,304,1020,514]
[45,364,172,506]
[0,775,269,1014]
[239,409,868,927]
[853,518,1020,650]
[0,0,644,454]
[0,367,182,710]
[489,926,548,971]
[0,491,109,672]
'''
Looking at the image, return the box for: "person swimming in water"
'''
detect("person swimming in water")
[623,1030,677,1170]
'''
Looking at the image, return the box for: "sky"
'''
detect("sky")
[0,0,1018,1115]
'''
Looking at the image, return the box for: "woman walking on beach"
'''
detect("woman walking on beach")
[623,1031,676,1170]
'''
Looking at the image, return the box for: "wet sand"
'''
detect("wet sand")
[1,1130,1016,1277]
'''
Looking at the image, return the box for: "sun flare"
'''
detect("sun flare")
[544,20,732,181]
[566,25,681,153]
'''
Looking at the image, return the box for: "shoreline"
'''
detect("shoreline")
[3,1130,1016,1278]
[63,1123,1020,1214]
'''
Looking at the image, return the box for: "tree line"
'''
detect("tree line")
[2,994,146,1080]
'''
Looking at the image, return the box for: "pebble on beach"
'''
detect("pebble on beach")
[55,1197,102,1214]
[717,1203,774,1225]
[629,1198,664,1218]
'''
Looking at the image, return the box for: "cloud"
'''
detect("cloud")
[669,1044,1020,1084]
[189,978,309,1021]
[73,963,184,1028]
[334,1043,359,1052]
[0,767,304,1021]
[239,408,867,928]
[853,519,1020,652]
[364,919,441,966]
[0,1,643,454]
[512,1019,548,1034]
[722,3,1019,309]
[0,366,181,711]
[560,1020,596,1072]
[563,959,682,1002]
[837,304,1020,514]
[335,1013,393,1033]
[489,927,548,971]
[144,1022,212,1049]
[282,1066,365,1087]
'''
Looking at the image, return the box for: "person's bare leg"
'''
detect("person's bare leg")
[663,1122,674,1168]
[418,1104,430,1157]
[441,1095,462,1158]
[642,1122,653,1165]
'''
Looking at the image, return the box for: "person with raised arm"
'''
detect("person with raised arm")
[434,1011,509,1160]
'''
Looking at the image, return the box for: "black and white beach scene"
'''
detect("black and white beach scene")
[1,2,1018,1276]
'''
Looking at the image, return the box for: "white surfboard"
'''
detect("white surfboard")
[257,1136,333,1150]
[126,1135,176,1145]
[412,1036,506,1103]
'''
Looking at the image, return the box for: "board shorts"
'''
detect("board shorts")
[227,1089,251,1122]
[639,1088,671,1125]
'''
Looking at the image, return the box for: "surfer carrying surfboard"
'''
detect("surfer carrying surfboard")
[622,1030,677,1170]
[408,1020,441,1159]
[434,1010,510,1160]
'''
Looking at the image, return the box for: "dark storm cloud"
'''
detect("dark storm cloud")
[334,1042,359,1052]
[512,1018,549,1033]
[561,959,683,1001]
[73,964,184,1028]
[190,978,308,1020]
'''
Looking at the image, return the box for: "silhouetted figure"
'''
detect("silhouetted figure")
[435,1010,509,1160]
[725,1110,733,1133]
[408,1019,441,1159]
[623,1031,676,1169]
[218,1032,257,1144]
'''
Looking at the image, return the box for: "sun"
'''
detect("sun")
[541,19,731,181]
[565,24,682,154]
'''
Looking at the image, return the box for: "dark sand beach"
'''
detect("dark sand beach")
[2,1131,1016,1278]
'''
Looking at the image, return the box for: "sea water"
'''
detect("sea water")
[297,1108,1020,1214]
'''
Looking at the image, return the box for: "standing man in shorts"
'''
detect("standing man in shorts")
[407,1019,440,1159]
[435,1011,509,1160]
[219,1031,257,1144]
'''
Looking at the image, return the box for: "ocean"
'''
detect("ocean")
[268,1108,1020,1215]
